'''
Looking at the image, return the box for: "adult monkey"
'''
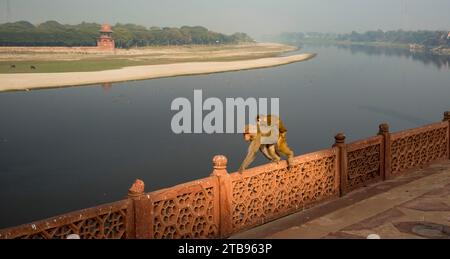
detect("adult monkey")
[238,115,295,174]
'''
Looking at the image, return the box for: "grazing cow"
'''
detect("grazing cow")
[10,64,16,69]
[30,65,36,70]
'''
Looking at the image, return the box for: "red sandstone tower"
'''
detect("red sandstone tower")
[97,24,115,51]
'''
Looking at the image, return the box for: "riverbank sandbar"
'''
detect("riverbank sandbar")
[0,53,316,92]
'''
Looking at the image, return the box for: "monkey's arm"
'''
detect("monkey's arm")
[238,137,260,174]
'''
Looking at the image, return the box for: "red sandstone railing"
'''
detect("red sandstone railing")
[390,121,449,176]
[133,176,221,239]
[228,148,339,234]
[342,135,384,194]
[0,199,131,239]
[1,111,449,239]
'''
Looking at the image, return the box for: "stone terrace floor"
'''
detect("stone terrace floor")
[230,160,450,239]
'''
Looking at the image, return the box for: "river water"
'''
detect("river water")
[0,44,449,228]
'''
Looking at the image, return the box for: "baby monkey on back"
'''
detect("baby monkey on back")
[238,115,295,174]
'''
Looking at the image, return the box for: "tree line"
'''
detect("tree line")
[337,30,449,47]
[0,21,254,47]
[275,30,449,48]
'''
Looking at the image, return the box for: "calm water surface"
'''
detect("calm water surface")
[0,45,449,228]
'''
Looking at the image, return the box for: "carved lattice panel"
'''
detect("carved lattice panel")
[391,124,448,174]
[231,150,337,231]
[152,186,219,239]
[11,204,128,239]
[346,139,383,191]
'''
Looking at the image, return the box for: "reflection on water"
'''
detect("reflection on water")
[335,44,450,70]
[0,44,449,228]
[101,82,113,92]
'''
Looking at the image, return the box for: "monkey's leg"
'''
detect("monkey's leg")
[278,135,295,168]
[238,137,261,174]
[259,145,274,161]
[268,145,281,162]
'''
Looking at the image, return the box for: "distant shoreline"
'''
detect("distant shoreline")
[0,53,316,92]
[300,39,450,56]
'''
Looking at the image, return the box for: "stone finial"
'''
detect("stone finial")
[378,123,390,134]
[443,111,450,122]
[211,155,228,176]
[128,179,145,198]
[334,133,346,144]
[213,155,228,170]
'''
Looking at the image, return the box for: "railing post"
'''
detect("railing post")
[210,155,233,238]
[378,123,391,180]
[127,179,151,239]
[333,133,347,196]
[444,111,450,160]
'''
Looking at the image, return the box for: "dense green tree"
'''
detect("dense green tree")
[0,21,254,47]
[337,30,449,47]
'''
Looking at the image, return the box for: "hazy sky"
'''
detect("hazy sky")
[1,0,450,38]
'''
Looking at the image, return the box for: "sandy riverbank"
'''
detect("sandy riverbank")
[0,53,316,92]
